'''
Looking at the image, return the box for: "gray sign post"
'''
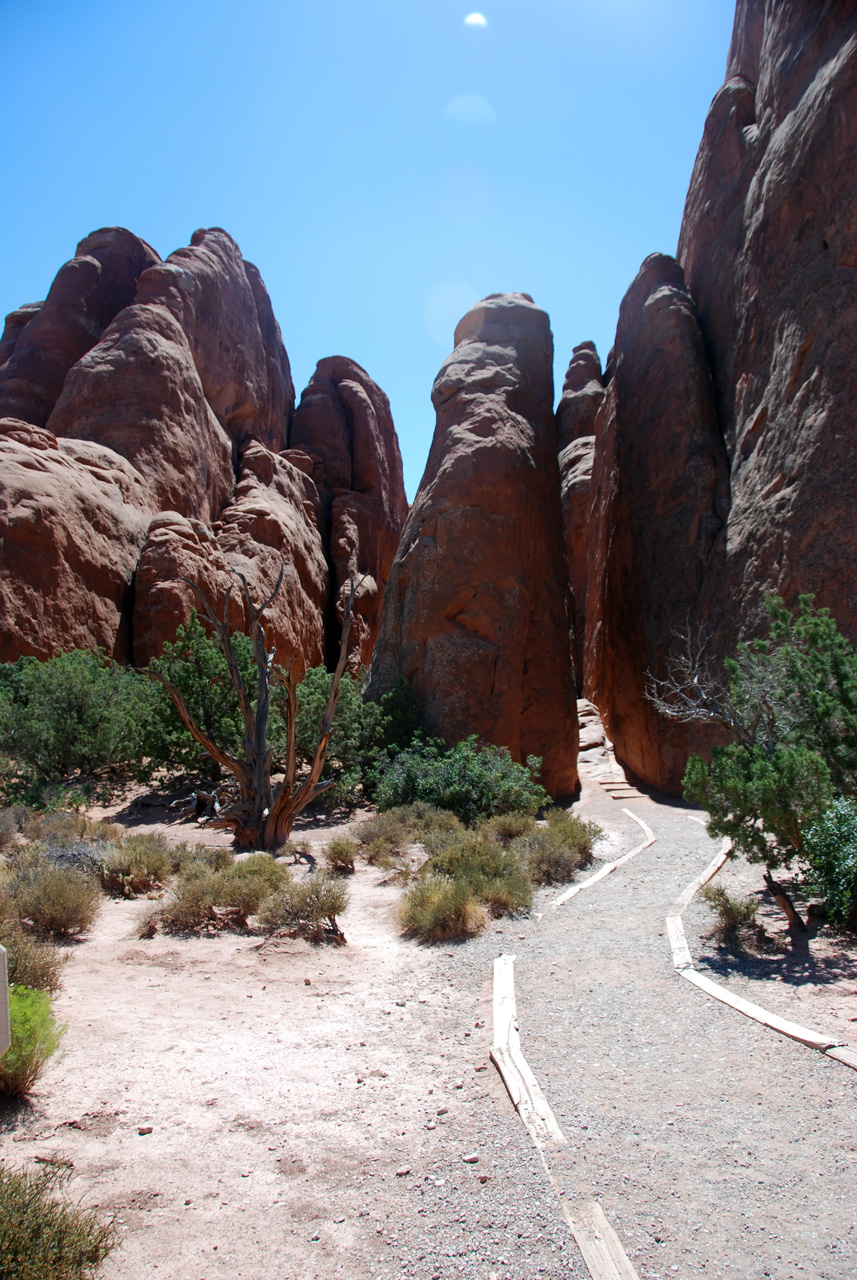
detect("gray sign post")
[0,945,9,1058]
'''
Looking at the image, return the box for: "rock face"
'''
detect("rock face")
[367,293,579,797]
[581,1,857,792]
[0,227,398,675]
[556,342,604,690]
[291,357,409,670]
[583,255,729,791]
[0,229,161,428]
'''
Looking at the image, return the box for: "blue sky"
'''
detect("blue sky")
[1,0,735,498]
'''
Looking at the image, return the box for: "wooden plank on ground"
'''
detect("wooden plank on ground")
[491,955,567,1146]
[559,1199,641,1280]
[825,1045,857,1071]
[680,968,843,1051]
[552,811,655,909]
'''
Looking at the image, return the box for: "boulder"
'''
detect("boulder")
[584,255,729,792]
[46,303,234,523]
[133,444,328,672]
[0,418,153,663]
[366,293,578,797]
[291,357,409,669]
[0,228,161,427]
[556,342,604,689]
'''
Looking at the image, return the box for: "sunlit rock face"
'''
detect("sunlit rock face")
[0,228,399,672]
[366,293,579,798]
[584,0,857,792]
[556,342,603,693]
[291,357,409,672]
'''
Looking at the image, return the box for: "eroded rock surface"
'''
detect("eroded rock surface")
[367,293,578,797]
[556,342,604,690]
[292,357,408,670]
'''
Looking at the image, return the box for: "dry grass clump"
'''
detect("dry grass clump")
[153,854,286,933]
[0,808,18,852]
[8,858,101,937]
[399,877,486,942]
[700,882,759,933]
[257,871,349,941]
[429,837,533,915]
[0,1163,116,1279]
[0,985,65,1098]
[98,832,172,897]
[476,812,537,845]
[0,916,65,993]
[512,808,602,886]
[20,809,118,846]
[324,837,358,874]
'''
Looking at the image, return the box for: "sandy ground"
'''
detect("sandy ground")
[2,767,857,1280]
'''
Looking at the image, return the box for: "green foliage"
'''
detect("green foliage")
[803,797,857,927]
[0,1162,116,1279]
[684,742,834,868]
[0,650,155,783]
[291,669,423,806]
[374,735,548,825]
[427,835,532,916]
[398,876,486,942]
[257,871,349,940]
[683,597,857,868]
[146,611,256,777]
[699,882,760,932]
[511,809,602,885]
[0,985,65,1097]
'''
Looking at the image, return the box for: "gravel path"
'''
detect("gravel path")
[508,779,857,1280]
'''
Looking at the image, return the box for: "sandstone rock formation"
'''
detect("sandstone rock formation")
[367,293,578,797]
[0,229,161,428]
[583,255,729,791]
[0,228,399,676]
[292,357,409,670]
[556,342,604,690]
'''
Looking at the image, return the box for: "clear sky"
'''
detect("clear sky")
[1,0,736,499]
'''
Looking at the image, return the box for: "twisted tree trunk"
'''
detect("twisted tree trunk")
[147,569,355,850]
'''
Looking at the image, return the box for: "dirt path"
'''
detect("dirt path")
[2,784,856,1280]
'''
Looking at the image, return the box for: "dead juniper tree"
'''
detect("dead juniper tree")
[147,569,356,851]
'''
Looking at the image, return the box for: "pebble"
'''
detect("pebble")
[461,1152,480,1164]
[396,1166,411,1177]
[137,1126,153,1136]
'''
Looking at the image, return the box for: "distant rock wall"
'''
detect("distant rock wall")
[367,293,579,798]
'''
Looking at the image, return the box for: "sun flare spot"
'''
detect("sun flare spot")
[464,13,488,26]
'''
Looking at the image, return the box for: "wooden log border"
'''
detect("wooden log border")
[667,841,856,1070]
[491,954,641,1280]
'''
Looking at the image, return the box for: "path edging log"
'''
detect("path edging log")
[490,954,641,1280]
[667,835,856,1071]
[552,809,655,909]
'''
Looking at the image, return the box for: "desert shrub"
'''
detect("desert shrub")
[257,872,349,940]
[513,809,602,886]
[0,985,65,1097]
[99,832,172,897]
[324,837,358,874]
[0,807,17,852]
[375,735,548,825]
[144,610,256,777]
[156,854,286,931]
[803,797,857,927]
[0,921,65,994]
[428,836,532,916]
[169,843,232,874]
[477,812,537,845]
[12,862,101,937]
[699,882,760,932]
[356,808,411,854]
[399,876,486,941]
[0,649,155,782]
[0,1162,116,1279]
